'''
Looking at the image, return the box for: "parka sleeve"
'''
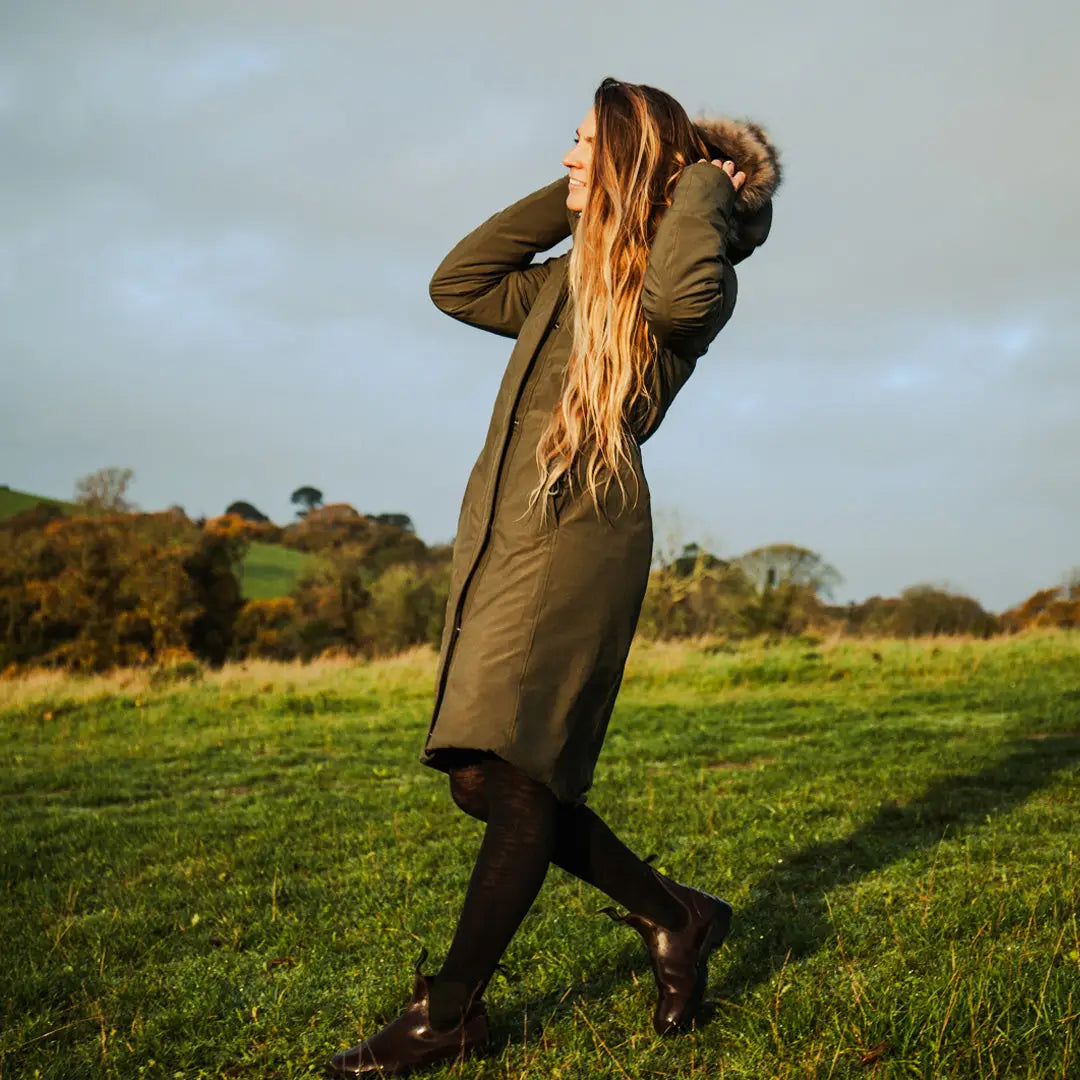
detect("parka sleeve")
[641,161,739,360]
[429,176,573,338]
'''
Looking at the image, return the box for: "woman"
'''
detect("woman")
[327,76,781,1076]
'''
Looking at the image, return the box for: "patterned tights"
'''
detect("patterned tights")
[424,754,687,1031]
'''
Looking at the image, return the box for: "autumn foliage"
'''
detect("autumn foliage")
[204,513,283,545]
[0,498,1074,675]
[0,500,452,673]
[232,597,305,661]
[0,508,245,672]
[999,584,1080,632]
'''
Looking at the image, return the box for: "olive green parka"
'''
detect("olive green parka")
[419,116,782,805]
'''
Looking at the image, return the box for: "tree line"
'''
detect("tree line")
[0,469,1076,675]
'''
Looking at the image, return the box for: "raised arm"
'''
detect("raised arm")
[429,176,573,339]
[641,161,739,360]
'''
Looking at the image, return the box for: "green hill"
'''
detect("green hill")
[2,486,309,600]
[239,541,313,600]
[0,485,79,520]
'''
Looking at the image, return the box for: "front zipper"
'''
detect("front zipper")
[427,284,567,738]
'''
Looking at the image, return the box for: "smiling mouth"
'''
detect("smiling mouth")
[568,178,586,188]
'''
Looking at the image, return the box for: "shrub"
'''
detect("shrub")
[0,502,66,535]
[354,562,449,656]
[233,598,304,661]
[845,585,999,638]
[205,513,282,544]
[288,548,450,660]
[636,547,835,640]
[0,514,197,671]
[148,646,206,688]
[0,511,247,672]
[282,504,427,569]
[1000,586,1080,632]
[225,500,270,523]
[639,554,755,639]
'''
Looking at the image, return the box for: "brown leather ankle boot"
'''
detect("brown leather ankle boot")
[325,948,490,1076]
[600,859,732,1036]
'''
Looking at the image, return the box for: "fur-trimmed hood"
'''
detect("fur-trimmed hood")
[692,115,782,215]
[692,114,781,264]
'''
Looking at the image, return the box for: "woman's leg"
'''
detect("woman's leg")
[551,801,688,930]
[447,763,687,938]
[427,755,561,1030]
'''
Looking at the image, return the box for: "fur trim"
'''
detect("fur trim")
[692,116,782,214]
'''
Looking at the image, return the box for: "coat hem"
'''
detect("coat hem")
[418,743,589,807]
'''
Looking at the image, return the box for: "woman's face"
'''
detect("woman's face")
[562,106,596,212]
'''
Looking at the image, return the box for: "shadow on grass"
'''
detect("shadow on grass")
[709,732,1080,1009]
[496,733,1080,1044]
[483,938,657,1052]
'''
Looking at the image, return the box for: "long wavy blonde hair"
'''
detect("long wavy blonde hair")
[525,77,711,526]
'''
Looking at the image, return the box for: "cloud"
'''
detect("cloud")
[2,0,1077,611]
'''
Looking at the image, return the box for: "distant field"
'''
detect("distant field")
[239,540,313,600]
[2,486,308,600]
[2,633,1078,1079]
[0,485,79,519]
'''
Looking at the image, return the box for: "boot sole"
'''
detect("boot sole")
[325,1027,489,1076]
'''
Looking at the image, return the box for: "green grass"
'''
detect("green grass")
[0,485,79,520]
[2,634,1078,1079]
[239,542,313,600]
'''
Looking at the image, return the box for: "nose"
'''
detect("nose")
[562,145,581,170]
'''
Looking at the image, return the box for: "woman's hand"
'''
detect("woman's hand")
[701,158,746,192]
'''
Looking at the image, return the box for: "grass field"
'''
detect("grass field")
[0,485,80,520]
[2,634,1078,1079]
[239,542,312,601]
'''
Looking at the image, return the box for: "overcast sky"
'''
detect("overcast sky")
[3,0,1077,612]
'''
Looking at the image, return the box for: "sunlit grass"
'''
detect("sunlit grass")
[2,632,1078,1078]
[238,542,313,601]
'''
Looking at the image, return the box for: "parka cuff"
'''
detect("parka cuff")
[496,176,574,250]
[669,160,738,220]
